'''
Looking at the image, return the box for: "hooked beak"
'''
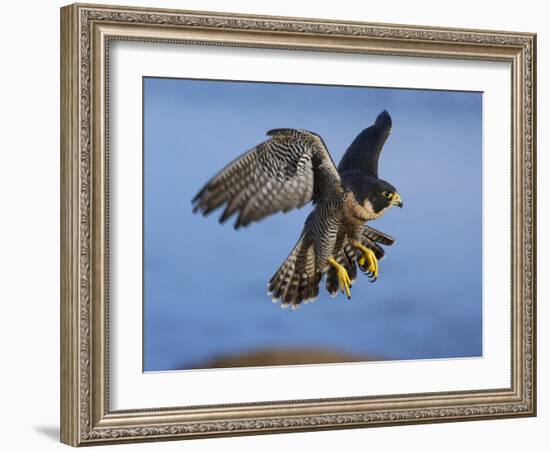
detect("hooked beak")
[391,192,403,208]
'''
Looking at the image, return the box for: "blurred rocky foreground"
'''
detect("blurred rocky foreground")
[182,347,382,370]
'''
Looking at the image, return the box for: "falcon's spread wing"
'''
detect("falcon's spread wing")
[192,129,341,229]
[337,110,392,179]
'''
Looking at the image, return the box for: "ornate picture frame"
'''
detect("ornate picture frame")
[60,3,536,446]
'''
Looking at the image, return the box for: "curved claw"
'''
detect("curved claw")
[354,243,379,282]
[328,257,352,299]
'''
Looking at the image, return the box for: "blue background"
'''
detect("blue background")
[143,77,482,371]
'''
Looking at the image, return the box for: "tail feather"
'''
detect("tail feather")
[268,235,321,308]
[362,225,395,246]
[325,270,339,298]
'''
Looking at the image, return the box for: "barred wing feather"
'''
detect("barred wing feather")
[192,129,340,229]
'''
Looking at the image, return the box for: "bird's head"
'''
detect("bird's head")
[354,178,403,217]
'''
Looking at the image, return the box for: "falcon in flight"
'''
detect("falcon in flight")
[192,110,402,308]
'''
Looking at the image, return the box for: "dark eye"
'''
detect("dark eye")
[382,191,393,199]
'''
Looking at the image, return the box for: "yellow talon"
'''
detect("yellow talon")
[353,242,379,281]
[328,257,351,299]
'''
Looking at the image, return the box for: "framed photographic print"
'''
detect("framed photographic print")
[60,3,536,446]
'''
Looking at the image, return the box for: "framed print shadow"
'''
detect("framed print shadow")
[60,3,537,446]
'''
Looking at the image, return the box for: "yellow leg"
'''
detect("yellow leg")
[328,257,351,299]
[353,242,379,281]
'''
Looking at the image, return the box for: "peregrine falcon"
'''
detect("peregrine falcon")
[192,110,402,308]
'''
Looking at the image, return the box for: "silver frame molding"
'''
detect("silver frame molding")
[60,3,536,446]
